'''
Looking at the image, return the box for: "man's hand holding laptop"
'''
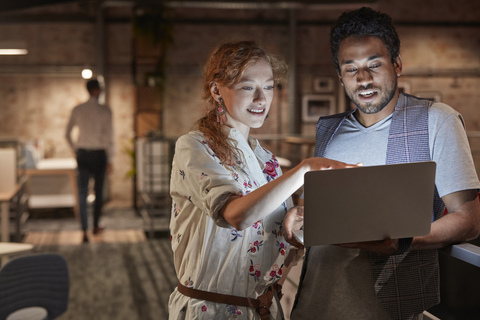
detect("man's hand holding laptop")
[283,207,401,255]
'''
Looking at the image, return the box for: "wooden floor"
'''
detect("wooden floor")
[22,229,147,246]
[21,201,152,245]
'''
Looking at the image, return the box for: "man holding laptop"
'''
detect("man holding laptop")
[284,7,480,320]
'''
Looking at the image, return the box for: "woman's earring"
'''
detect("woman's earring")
[264,113,269,122]
[216,98,228,124]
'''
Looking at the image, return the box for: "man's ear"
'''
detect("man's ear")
[210,82,222,102]
[338,74,344,87]
[394,55,403,77]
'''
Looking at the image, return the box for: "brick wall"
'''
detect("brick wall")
[1,0,479,203]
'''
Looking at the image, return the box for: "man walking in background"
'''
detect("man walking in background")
[66,79,114,243]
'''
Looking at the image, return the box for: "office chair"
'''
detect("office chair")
[0,253,69,320]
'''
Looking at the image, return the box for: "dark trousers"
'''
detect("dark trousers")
[76,149,107,231]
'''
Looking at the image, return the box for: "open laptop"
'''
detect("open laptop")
[294,161,436,246]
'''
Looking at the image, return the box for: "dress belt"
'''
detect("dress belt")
[177,282,282,320]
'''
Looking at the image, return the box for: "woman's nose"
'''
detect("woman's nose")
[254,88,267,105]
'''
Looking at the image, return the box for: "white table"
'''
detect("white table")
[0,242,33,258]
[25,158,79,221]
[0,242,33,266]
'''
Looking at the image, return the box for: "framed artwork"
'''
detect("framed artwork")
[302,94,336,123]
[313,77,335,93]
[414,91,442,102]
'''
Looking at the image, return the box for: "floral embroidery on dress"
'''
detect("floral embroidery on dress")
[201,305,207,312]
[243,180,252,189]
[232,172,239,182]
[225,305,242,318]
[271,228,280,238]
[201,139,221,162]
[276,241,286,256]
[221,154,236,168]
[271,221,284,238]
[263,158,279,182]
[201,139,214,153]
[239,167,248,176]
[249,260,261,282]
[231,229,243,241]
[179,169,186,180]
[184,277,194,288]
[200,172,208,180]
[268,264,283,282]
[176,233,182,243]
[248,240,264,253]
[173,203,180,218]
[252,221,263,235]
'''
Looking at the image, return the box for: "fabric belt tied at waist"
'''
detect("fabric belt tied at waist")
[177,283,282,320]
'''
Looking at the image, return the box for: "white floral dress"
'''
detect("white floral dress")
[168,128,292,320]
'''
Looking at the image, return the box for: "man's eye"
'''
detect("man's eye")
[370,64,380,69]
[346,68,357,73]
[264,86,274,90]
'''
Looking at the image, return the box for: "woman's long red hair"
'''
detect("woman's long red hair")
[195,41,287,168]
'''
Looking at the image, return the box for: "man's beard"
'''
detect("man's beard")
[346,78,397,114]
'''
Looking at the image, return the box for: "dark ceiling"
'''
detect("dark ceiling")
[0,0,377,12]
[0,0,84,12]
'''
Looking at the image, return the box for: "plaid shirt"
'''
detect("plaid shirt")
[308,93,444,320]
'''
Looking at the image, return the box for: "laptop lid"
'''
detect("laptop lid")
[298,161,436,246]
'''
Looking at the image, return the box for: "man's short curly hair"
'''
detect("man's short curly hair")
[330,7,400,73]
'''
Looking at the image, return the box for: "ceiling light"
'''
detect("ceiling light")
[0,41,28,55]
[82,68,93,79]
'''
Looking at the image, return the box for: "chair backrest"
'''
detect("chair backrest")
[0,253,69,320]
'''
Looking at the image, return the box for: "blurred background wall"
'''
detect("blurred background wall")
[1,0,479,205]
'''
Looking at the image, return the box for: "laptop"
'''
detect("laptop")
[294,161,436,246]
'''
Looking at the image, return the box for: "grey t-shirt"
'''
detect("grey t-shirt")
[291,103,480,320]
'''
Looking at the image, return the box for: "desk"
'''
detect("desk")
[25,158,79,221]
[0,243,33,257]
[0,242,33,266]
[0,181,26,243]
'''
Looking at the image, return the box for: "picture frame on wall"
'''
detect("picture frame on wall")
[414,91,442,102]
[313,77,335,93]
[302,94,336,123]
